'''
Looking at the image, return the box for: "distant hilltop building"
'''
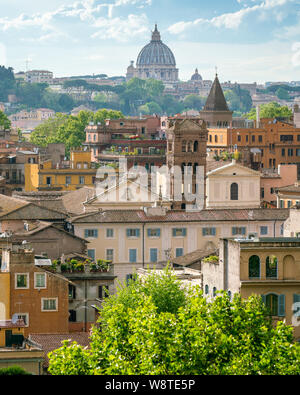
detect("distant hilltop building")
[126,24,179,84]
[25,70,53,84]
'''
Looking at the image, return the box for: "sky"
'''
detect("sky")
[1,0,300,83]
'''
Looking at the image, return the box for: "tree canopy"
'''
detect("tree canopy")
[246,102,293,120]
[0,111,11,130]
[224,85,253,115]
[48,267,300,376]
[30,109,123,154]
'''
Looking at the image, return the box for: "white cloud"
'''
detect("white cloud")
[91,13,149,42]
[168,0,295,34]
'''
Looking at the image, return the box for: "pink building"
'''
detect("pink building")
[261,164,298,207]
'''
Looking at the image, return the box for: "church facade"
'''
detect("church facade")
[126,25,179,84]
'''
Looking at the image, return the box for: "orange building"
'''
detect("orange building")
[208,118,300,174]
[1,247,70,337]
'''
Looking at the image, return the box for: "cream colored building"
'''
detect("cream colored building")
[206,160,261,209]
[214,237,300,341]
[70,206,289,286]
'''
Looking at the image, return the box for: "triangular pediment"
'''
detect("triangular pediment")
[207,162,261,177]
[86,178,170,207]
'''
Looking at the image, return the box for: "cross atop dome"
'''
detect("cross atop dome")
[152,24,161,42]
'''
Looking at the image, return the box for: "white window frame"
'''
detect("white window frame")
[41,298,58,312]
[15,273,29,289]
[34,272,47,289]
[106,249,114,262]
[16,313,29,327]
[106,228,115,239]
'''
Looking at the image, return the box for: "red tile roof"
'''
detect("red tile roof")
[29,333,91,367]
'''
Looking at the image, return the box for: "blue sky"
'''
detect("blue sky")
[1,0,300,83]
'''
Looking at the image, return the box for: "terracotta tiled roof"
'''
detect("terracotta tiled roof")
[29,333,91,368]
[172,247,218,267]
[277,184,300,193]
[70,208,289,224]
[0,194,29,217]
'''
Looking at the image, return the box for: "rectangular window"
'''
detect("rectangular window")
[288,149,294,157]
[129,249,137,263]
[106,229,114,238]
[66,176,71,185]
[176,248,184,258]
[281,148,285,157]
[260,226,268,236]
[150,248,158,263]
[84,229,98,238]
[172,228,187,237]
[34,273,46,289]
[17,314,29,327]
[297,149,300,157]
[232,227,246,236]
[87,249,95,260]
[280,135,293,142]
[126,229,140,238]
[46,177,52,186]
[147,229,161,238]
[246,135,249,142]
[258,135,263,142]
[69,284,76,299]
[252,135,255,142]
[15,274,29,289]
[98,285,110,299]
[42,298,57,312]
[202,228,216,236]
[106,249,114,262]
[79,176,85,185]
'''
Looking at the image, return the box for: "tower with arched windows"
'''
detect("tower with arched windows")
[166,118,208,210]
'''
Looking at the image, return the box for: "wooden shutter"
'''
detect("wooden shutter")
[278,294,286,317]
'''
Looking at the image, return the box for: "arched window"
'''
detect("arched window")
[227,290,232,301]
[187,141,193,152]
[213,287,217,297]
[230,183,239,201]
[249,255,260,278]
[205,285,209,295]
[266,256,278,279]
[193,163,198,175]
[182,140,187,153]
[194,141,199,152]
[215,135,218,143]
[181,163,186,174]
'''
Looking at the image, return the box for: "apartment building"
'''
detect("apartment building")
[69,206,289,284]
[213,237,300,341]
[0,247,70,337]
[25,148,97,192]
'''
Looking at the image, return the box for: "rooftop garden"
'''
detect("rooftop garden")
[50,259,111,273]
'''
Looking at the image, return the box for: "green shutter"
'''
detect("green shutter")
[278,294,286,317]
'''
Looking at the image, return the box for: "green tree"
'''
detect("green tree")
[0,66,15,101]
[276,87,291,101]
[182,94,205,111]
[139,101,163,115]
[30,113,69,147]
[0,110,11,130]
[48,268,300,376]
[0,366,32,375]
[246,102,292,120]
[224,86,252,114]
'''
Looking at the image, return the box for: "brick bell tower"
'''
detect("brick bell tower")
[166,118,208,211]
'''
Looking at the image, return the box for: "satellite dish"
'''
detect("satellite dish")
[11,314,19,324]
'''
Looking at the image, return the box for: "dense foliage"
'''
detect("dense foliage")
[246,102,292,120]
[224,85,253,116]
[0,366,32,375]
[29,109,123,153]
[48,268,300,376]
[0,110,11,130]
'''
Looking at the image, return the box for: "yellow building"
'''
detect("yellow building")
[25,149,97,192]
